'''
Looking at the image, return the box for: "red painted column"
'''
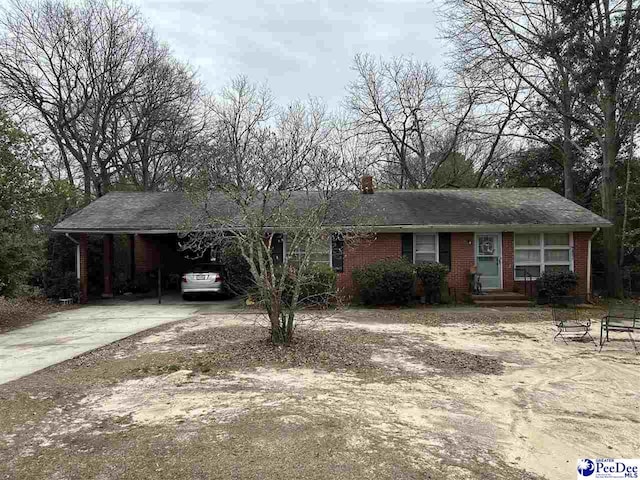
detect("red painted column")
[103,234,114,298]
[79,233,89,304]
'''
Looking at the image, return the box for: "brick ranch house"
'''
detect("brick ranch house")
[53,186,611,304]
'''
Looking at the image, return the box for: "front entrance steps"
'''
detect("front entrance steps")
[472,290,531,307]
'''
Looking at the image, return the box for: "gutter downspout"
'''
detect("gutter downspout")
[587,228,601,300]
[65,233,81,281]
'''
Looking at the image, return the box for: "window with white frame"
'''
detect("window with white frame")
[286,235,331,265]
[514,233,572,279]
[414,233,438,263]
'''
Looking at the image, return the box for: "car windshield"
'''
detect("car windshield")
[192,264,223,273]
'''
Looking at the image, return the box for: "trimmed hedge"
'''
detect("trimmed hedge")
[536,271,578,300]
[352,258,416,305]
[299,263,338,306]
[278,263,338,307]
[221,243,253,296]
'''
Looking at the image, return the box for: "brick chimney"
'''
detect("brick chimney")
[360,175,374,194]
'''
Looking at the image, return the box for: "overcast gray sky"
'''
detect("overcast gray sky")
[130,0,448,109]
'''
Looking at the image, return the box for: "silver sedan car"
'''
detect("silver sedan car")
[181,263,226,300]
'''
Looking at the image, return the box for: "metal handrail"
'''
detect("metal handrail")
[522,269,534,299]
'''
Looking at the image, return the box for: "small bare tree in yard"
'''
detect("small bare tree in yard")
[181,78,371,344]
[183,190,364,345]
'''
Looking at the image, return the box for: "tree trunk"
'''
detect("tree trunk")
[601,135,623,298]
[82,164,92,202]
[268,294,287,344]
[562,117,575,201]
[62,153,75,188]
[101,164,111,197]
[619,133,633,267]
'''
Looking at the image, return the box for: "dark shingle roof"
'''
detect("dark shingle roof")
[53,188,611,233]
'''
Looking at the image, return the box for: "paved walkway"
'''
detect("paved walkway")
[0,305,206,385]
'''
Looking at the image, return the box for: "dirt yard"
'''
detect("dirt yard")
[1,308,638,479]
[0,296,77,334]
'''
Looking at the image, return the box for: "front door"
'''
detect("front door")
[475,233,502,290]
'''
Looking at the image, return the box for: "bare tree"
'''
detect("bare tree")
[346,54,442,188]
[206,75,274,189]
[330,115,382,188]
[443,0,583,199]
[346,54,495,189]
[0,0,197,198]
[115,56,204,191]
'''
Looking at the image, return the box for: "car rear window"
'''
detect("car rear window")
[192,264,223,273]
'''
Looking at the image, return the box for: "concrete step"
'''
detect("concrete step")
[472,292,528,301]
[474,300,532,308]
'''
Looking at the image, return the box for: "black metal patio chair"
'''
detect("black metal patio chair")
[599,302,639,353]
[551,296,595,346]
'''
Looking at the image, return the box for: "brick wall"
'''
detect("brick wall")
[134,234,160,273]
[337,233,402,293]
[573,231,591,296]
[336,231,479,298]
[448,232,475,295]
[502,232,514,291]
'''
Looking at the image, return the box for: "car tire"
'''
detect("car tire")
[182,293,191,301]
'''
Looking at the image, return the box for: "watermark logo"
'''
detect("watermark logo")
[577,459,640,479]
[577,459,595,477]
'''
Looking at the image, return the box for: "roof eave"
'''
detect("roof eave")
[52,228,180,234]
[53,222,612,235]
[370,223,611,232]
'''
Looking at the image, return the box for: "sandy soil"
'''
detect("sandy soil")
[1,309,638,479]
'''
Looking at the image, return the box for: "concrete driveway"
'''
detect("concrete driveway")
[0,304,213,385]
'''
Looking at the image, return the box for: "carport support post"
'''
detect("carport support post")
[157,266,162,304]
[79,234,88,304]
[128,234,135,282]
[102,234,114,298]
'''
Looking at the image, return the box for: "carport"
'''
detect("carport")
[53,192,209,303]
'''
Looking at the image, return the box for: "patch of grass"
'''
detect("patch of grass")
[0,392,56,431]
[1,411,440,480]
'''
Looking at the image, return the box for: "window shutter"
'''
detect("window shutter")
[438,233,451,269]
[401,233,414,263]
[331,234,344,273]
[271,233,284,264]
